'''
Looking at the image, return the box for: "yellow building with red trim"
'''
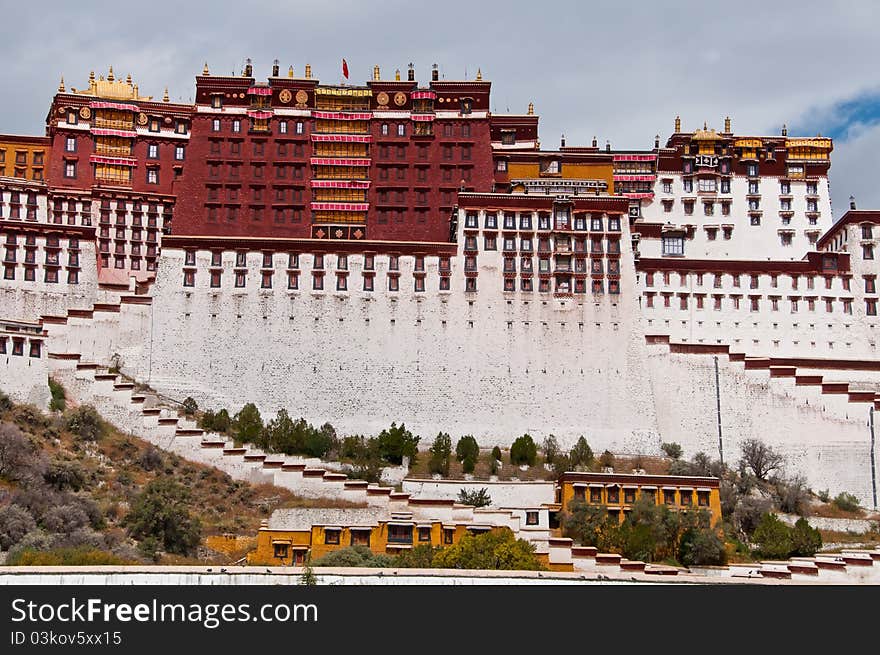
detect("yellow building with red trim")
[557,472,723,526]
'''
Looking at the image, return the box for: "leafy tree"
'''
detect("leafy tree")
[542,435,560,465]
[691,452,713,476]
[299,557,318,586]
[48,378,66,412]
[790,517,822,557]
[491,446,502,461]
[560,500,612,547]
[262,410,297,453]
[213,409,231,433]
[376,422,419,465]
[123,478,202,556]
[304,422,337,458]
[678,527,727,566]
[752,513,793,559]
[429,432,453,476]
[569,437,594,469]
[598,449,615,470]
[199,409,216,431]
[234,403,263,444]
[65,406,105,442]
[510,434,537,466]
[661,442,683,460]
[0,505,37,550]
[739,439,784,481]
[181,397,198,416]
[458,488,492,508]
[393,544,440,568]
[832,492,860,513]
[455,435,479,473]
[431,529,543,571]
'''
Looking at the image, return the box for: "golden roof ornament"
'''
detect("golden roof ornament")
[126,73,132,85]
[163,87,169,102]
[674,115,681,133]
[288,65,294,77]
[527,102,534,116]
[373,64,380,81]
[107,66,115,82]
[305,64,312,79]
[395,68,401,81]
[89,70,95,83]
[203,62,210,75]
[70,70,152,101]
[58,76,65,93]
[724,116,731,133]
[476,68,482,81]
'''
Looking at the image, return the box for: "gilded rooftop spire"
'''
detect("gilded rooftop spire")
[163,87,169,102]
[58,76,65,93]
[476,68,482,81]
[203,61,210,75]
[527,102,534,116]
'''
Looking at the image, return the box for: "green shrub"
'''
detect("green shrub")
[48,378,66,412]
[376,422,419,465]
[64,406,105,442]
[541,435,560,465]
[455,435,479,474]
[312,545,394,568]
[491,446,502,461]
[234,403,263,444]
[428,432,452,476]
[123,478,201,556]
[431,529,544,571]
[598,450,615,469]
[510,434,537,466]
[661,442,683,460]
[752,513,793,559]
[181,397,198,416]
[790,517,822,557]
[832,492,860,513]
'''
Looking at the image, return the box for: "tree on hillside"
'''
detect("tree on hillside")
[429,432,452,476]
[123,478,202,556]
[510,434,537,466]
[661,442,683,460]
[751,513,793,559]
[560,500,612,547]
[376,422,419,465]
[455,435,480,474]
[0,423,46,483]
[64,406,105,442]
[181,397,198,416]
[569,436,594,469]
[541,435,560,466]
[739,439,784,482]
[458,488,492,508]
[234,403,263,444]
[431,529,543,571]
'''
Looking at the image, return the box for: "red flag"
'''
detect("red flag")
[342,58,349,79]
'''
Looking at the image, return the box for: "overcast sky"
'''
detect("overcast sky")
[2,0,879,217]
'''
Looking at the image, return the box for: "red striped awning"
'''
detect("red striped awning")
[613,154,656,162]
[310,202,369,211]
[623,192,655,199]
[310,158,371,166]
[310,134,372,143]
[90,101,138,112]
[248,86,273,95]
[247,110,273,119]
[614,175,656,182]
[312,111,372,120]
[411,114,435,122]
[89,155,138,167]
[91,128,137,138]
[310,179,371,189]
[411,91,436,100]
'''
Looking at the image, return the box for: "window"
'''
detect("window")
[720,178,730,194]
[748,180,759,194]
[496,159,507,172]
[64,162,76,178]
[697,491,710,508]
[662,181,672,194]
[183,270,195,287]
[232,119,241,133]
[174,145,185,161]
[65,137,76,152]
[67,111,77,125]
[465,277,477,292]
[212,119,221,132]
[863,245,874,260]
[698,178,716,193]
[525,511,539,526]
[862,225,873,239]
[147,169,158,184]
[865,277,876,294]
[747,163,758,177]
[389,276,399,292]
[388,524,413,544]
[417,526,431,542]
[336,275,347,291]
[868,300,878,316]
[397,123,405,137]
[680,490,693,506]
[683,178,693,193]
[662,236,684,256]
[324,529,341,545]
[806,182,817,195]
[148,144,158,159]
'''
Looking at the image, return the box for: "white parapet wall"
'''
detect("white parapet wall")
[402,478,555,508]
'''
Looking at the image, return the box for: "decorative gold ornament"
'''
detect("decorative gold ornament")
[137,112,148,126]
[393,92,406,106]
[279,89,292,104]
[79,106,91,120]
[295,90,308,105]
[376,91,389,106]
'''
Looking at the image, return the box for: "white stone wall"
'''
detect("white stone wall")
[402,478,555,508]
[0,336,49,409]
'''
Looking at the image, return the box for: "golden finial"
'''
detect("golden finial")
[674,115,681,132]
[163,87,169,102]
[703,120,707,130]
[107,66,115,82]
[126,73,132,86]
[89,70,95,83]
[782,123,788,136]
[395,68,401,81]
[373,64,380,81]
[305,64,312,79]
[476,68,482,81]
[133,84,139,97]
[288,65,294,78]
[724,116,731,133]
[527,102,534,116]
[203,61,210,76]
[58,76,65,93]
